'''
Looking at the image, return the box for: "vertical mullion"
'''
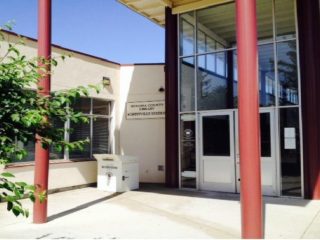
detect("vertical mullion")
[177,13,182,189]
[194,10,199,190]
[90,98,93,158]
[272,0,282,196]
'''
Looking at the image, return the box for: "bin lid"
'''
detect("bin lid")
[94,154,138,163]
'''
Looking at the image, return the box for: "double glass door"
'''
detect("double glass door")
[199,109,277,196]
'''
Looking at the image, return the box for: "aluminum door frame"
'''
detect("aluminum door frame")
[235,108,278,196]
[199,110,236,192]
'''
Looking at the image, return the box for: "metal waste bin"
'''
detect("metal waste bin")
[95,154,139,192]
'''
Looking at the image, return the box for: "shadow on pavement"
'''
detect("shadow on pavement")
[47,192,122,222]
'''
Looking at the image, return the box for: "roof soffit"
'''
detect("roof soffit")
[118,0,233,26]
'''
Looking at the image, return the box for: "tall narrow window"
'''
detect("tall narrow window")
[180,114,196,188]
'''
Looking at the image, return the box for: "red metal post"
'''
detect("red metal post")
[236,0,263,238]
[33,0,51,224]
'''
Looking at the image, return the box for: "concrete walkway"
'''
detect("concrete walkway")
[1,185,320,239]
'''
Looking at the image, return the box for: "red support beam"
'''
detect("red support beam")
[236,0,263,238]
[33,0,52,224]
[297,0,320,200]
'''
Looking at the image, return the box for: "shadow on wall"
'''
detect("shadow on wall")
[119,64,165,184]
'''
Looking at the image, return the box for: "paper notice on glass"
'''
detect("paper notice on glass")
[285,128,295,138]
[284,127,296,149]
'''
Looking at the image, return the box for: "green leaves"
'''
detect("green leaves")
[11,113,20,122]
[0,175,37,217]
[1,172,15,178]
[1,26,102,218]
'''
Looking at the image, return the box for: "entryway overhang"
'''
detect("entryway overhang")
[117,0,233,26]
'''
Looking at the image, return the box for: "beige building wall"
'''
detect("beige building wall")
[6,161,97,190]
[119,65,165,183]
[1,32,166,189]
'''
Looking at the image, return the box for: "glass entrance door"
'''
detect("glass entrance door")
[199,109,278,196]
[199,111,236,192]
[235,109,277,196]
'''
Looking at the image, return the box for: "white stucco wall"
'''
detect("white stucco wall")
[1,33,120,190]
[6,161,97,190]
[1,32,166,189]
[119,65,165,183]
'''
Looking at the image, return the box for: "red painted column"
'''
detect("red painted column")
[33,0,51,224]
[236,0,263,238]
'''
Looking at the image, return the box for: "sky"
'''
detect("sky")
[0,0,165,64]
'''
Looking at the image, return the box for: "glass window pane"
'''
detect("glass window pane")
[180,57,195,112]
[13,141,35,163]
[207,53,216,72]
[216,52,226,76]
[69,121,91,159]
[197,2,236,49]
[197,30,206,53]
[259,44,275,107]
[92,118,110,154]
[73,98,91,114]
[207,37,216,53]
[260,113,271,157]
[202,115,230,156]
[92,99,110,115]
[280,107,301,197]
[180,114,196,188]
[197,51,235,110]
[277,41,299,106]
[180,13,195,56]
[275,0,296,40]
[257,0,273,41]
[233,51,238,107]
[50,118,65,160]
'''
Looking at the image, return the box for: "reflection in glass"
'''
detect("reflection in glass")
[93,99,110,115]
[180,13,195,56]
[207,37,216,53]
[260,113,271,157]
[69,121,91,159]
[93,118,110,154]
[275,0,296,40]
[73,97,91,114]
[180,114,196,188]
[259,44,275,107]
[50,118,65,160]
[180,57,195,112]
[197,2,236,49]
[203,115,230,156]
[197,51,236,110]
[197,30,206,54]
[280,107,301,196]
[13,141,35,162]
[277,41,298,106]
[257,0,273,41]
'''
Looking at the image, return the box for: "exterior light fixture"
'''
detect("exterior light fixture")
[102,77,111,88]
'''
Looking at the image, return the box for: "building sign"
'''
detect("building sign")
[126,101,165,119]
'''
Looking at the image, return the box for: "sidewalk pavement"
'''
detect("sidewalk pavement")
[1,185,320,239]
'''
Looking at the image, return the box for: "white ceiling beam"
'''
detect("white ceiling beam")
[160,0,173,8]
